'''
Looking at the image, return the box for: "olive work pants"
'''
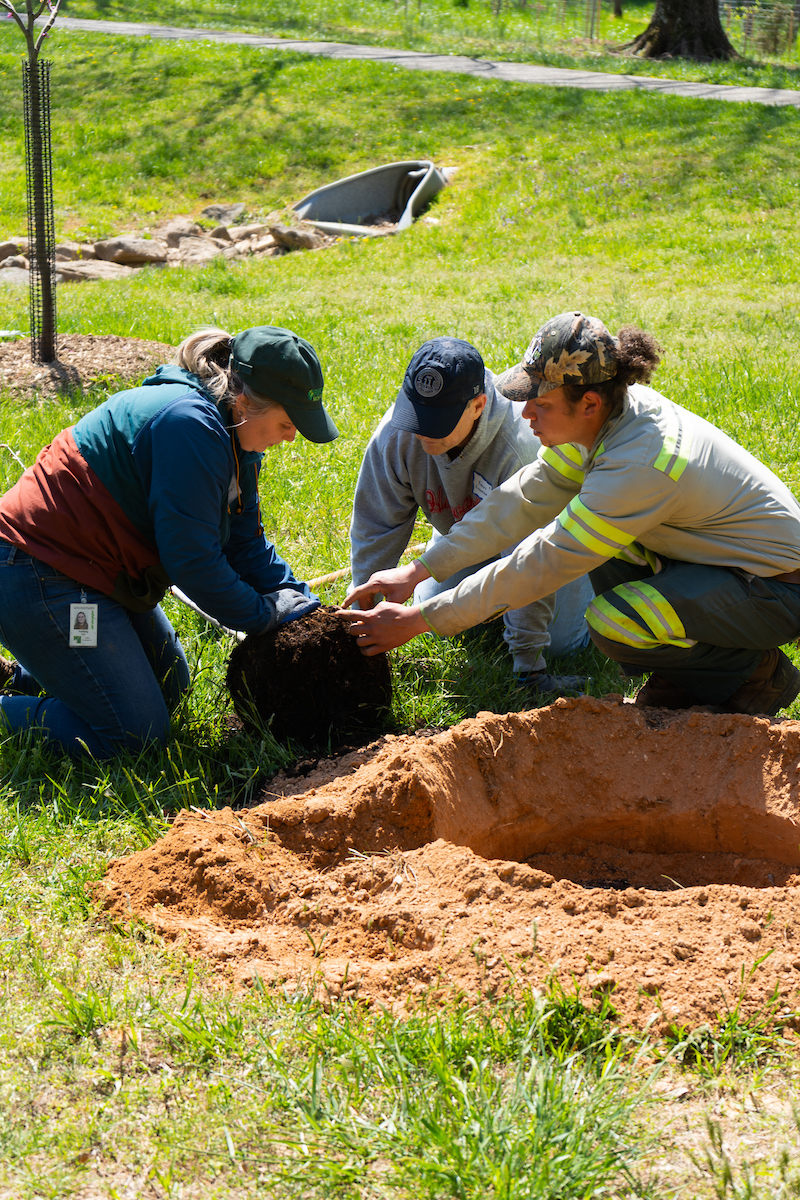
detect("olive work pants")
[586,556,800,704]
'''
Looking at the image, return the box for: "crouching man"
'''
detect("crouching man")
[349,336,593,692]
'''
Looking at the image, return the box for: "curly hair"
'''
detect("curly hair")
[562,326,662,417]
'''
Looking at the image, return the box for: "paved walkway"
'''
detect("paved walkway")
[51,15,800,109]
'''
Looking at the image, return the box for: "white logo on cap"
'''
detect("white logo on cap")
[415,367,444,398]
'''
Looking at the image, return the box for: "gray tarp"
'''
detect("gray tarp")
[292,160,447,238]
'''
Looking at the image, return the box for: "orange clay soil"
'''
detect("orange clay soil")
[97,696,800,1031]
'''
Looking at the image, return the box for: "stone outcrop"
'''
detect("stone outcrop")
[0,204,335,285]
[57,260,136,282]
[94,237,168,265]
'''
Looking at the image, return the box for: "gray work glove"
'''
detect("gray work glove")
[262,588,320,633]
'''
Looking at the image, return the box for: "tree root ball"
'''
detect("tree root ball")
[226,606,393,746]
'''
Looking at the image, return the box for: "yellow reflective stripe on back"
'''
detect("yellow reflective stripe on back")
[615,581,696,647]
[559,496,636,557]
[540,443,585,485]
[653,411,692,482]
[586,596,666,649]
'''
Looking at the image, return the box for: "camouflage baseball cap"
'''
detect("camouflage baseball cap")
[494,312,620,403]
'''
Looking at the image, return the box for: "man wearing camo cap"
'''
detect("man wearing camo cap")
[343,310,800,718]
[349,335,593,694]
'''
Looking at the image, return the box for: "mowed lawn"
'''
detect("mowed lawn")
[1,25,800,1198]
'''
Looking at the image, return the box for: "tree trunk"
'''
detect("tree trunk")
[618,0,738,60]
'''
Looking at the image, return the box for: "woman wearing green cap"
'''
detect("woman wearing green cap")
[0,324,337,759]
[343,310,800,718]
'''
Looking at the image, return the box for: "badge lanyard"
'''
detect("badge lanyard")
[69,590,98,648]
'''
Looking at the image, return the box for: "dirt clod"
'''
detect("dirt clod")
[225,606,392,747]
[98,698,800,1028]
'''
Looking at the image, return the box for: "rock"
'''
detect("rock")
[269,223,323,251]
[58,260,136,282]
[209,225,233,242]
[55,241,97,261]
[200,202,246,223]
[161,218,202,248]
[0,267,29,286]
[0,255,29,270]
[0,241,21,261]
[209,237,233,250]
[94,237,168,265]
[251,235,276,254]
[177,237,224,265]
[229,223,271,243]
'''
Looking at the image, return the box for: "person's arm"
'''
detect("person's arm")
[343,558,431,610]
[223,461,315,599]
[139,402,282,633]
[350,426,420,597]
[419,450,582,585]
[419,461,682,637]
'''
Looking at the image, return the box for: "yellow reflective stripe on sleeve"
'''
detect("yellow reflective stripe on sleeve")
[615,544,649,567]
[559,496,637,557]
[485,606,510,622]
[615,581,696,647]
[614,543,662,574]
[586,596,666,650]
[540,443,585,485]
[653,412,692,482]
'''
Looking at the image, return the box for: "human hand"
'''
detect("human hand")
[337,602,431,655]
[263,588,320,631]
[343,560,431,610]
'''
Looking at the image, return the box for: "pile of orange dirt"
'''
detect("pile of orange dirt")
[97,696,800,1031]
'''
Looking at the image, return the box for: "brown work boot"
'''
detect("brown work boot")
[723,648,800,717]
[634,673,702,710]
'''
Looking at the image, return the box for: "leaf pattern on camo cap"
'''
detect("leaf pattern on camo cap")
[524,312,620,395]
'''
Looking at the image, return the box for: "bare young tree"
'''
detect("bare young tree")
[1,0,64,363]
[616,0,737,61]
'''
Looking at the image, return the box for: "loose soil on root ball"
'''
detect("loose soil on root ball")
[97,696,800,1032]
[226,606,392,747]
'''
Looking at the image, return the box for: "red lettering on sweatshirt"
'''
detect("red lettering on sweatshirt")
[424,488,481,523]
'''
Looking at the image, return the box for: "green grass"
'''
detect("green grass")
[2,23,800,1197]
[56,0,800,88]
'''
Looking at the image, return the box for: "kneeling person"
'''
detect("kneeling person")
[349,336,592,690]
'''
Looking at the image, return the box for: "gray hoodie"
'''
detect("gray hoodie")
[350,372,540,586]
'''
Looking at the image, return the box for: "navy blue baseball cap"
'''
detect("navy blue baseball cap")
[391,337,486,439]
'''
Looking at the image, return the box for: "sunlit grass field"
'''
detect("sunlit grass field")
[2,22,800,1197]
[59,0,800,88]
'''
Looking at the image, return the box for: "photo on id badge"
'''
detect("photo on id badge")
[70,603,98,647]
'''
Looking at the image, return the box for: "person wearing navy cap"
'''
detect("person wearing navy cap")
[0,324,337,759]
[349,336,592,691]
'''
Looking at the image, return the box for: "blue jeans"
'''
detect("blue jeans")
[0,543,189,759]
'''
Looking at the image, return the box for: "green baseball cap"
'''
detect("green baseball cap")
[230,325,338,444]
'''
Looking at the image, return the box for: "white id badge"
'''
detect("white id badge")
[472,471,493,500]
[69,603,98,647]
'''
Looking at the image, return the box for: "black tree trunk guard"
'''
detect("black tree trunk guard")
[23,58,57,364]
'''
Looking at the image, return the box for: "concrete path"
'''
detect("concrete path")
[49,15,800,109]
